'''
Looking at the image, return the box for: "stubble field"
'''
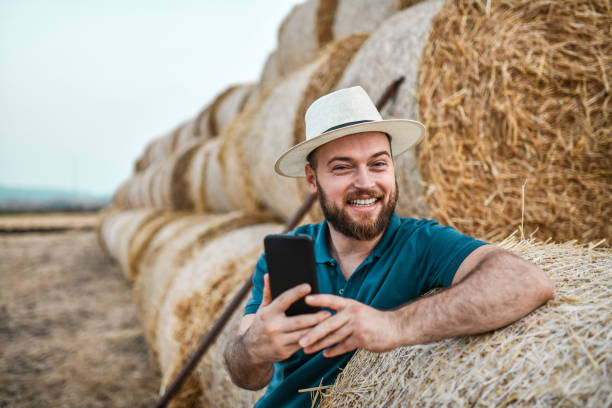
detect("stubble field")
[0,214,161,407]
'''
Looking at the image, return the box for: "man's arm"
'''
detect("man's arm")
[224,274,331,390]
[299,245,554,357]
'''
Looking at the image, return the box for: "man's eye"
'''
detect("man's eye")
[372,161,387,167]
[332,165,349,171]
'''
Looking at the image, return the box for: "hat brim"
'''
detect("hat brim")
[274,119,426,177]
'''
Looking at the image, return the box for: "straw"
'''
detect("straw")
[417,0,611,243]
[319,236,612,407]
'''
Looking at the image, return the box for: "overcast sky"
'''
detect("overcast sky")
[0,0,303,197]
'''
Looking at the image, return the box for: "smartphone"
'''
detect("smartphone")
[264,234,320,316]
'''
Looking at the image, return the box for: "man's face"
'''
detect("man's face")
[305,131,397,241]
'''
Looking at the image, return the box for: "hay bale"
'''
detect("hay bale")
[197,297,266,408]
[194,107,211,141]
[125,212,185,282]
[332,0,401,39]
[241,35,367,222]
[133,212,276,356]
[277,0,339,77]
[259,50,282,91]
[417,0,612,243]
[336,0,445,219]
[217,88,271,214]
[319,236,612,407]
[99,208,160,265]
[214,84,255,136]
[187,138,234,213]
[156,222,281,407]
[175,118,198,149]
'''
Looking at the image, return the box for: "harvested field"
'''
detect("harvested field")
[0,224,160,407]
[0,212,101,233]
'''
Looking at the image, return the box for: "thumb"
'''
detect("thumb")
[261,273,272,306]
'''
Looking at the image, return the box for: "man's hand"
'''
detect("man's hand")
[299,295,399,358]
[244,274,331,363]
[225,273,332,390]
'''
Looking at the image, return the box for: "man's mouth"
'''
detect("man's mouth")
[348,197,379,207]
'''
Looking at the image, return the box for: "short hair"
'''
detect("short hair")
[306,133,392,171]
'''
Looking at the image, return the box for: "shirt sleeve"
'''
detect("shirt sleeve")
[418,221,487,290]
[244,252,267,315]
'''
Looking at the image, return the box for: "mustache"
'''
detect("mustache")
[344,189,384,201]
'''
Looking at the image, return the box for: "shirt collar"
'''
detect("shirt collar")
[314,213,401,263]
[314,220,334,264]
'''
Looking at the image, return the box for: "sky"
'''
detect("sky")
[0,0,304,197]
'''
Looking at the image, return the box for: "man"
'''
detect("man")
[224,86,554,407]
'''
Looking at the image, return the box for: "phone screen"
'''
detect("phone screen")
[264,234,320,316]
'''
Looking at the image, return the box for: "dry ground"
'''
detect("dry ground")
[0,222,161,407]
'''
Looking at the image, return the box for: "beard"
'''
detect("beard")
[316,179,398,241]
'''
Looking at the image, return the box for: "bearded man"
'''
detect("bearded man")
[224,86,554,407]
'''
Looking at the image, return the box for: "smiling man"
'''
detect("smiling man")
[224,86,554,407]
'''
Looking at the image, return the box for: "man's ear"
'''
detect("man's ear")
[305,164,318,194]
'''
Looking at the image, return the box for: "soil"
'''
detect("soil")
[0,225,161,407]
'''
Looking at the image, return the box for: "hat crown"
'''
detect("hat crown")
[305,86,383,141]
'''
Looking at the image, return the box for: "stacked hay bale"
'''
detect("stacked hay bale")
[220,34,369,223]
[319,237,612,407]
[417,0,611,243]
[196,297,266,407]
[336,0,445,218]
[99,0,611,407]
[156,222,280,406]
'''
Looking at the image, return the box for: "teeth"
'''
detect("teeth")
[350,198,377,206]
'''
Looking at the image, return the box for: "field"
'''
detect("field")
[0,214,161,407]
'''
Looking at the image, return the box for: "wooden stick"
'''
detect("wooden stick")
[155,76,405,408]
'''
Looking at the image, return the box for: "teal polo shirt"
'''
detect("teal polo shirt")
[244,214,486,407]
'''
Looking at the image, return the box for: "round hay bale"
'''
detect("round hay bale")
[100,208,160,265]
[214,84,255,136]
[197,297,266,408]
[114,210,165,280]
[217,88,271,214]
[277,0,341,77]
[259,49,282,91]
[194,106,211,140]
[319,237,612,407]
[133,212,276,355]
[149,162,166,209]
[186,139,210,213]
[175,118,198,149]
[417,0,612,243]
[125,212,185,282]
[169,140,201,211]
[112,179,130,208]
[245,60,322,222]
[332,0,401,39]
[243,35,367,222]
[187,138,234,213]
[336,0,445,219]
[156,222,281,407]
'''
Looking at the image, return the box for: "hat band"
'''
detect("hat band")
[322,119,373,134]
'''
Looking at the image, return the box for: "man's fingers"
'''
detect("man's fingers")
[299,312,349,348]
[305,294,351,310]
[261,274,272,306]
[322,337,358,358]
[270,283,312,313]
[303,325,352,355]
[282,310,331,332]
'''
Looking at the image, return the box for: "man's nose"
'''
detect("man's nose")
[353,166,374,189]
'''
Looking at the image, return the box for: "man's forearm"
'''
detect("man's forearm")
[393,250,554,346]
[224,333,274,390]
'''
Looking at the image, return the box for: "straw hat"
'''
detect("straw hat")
[274,86,425,177]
